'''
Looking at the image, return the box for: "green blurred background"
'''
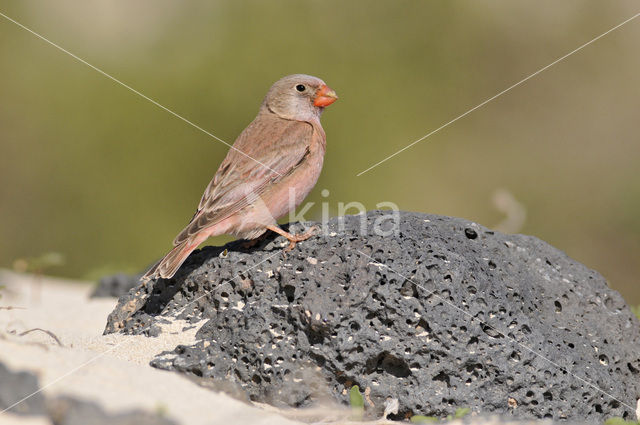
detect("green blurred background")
[1,2,639,302]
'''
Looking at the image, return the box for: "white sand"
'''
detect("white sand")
[0,270,302,425]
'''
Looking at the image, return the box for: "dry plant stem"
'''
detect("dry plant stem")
[266,225,319,252]
[19,328,64,347]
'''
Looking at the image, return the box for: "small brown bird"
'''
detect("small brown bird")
[142,74,338,282]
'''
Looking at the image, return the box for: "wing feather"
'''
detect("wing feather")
[172,114,313,246]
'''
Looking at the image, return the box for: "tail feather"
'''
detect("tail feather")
[141,239,200,283]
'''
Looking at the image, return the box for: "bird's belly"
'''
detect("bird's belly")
[267,154,323,220]
[224,150,323,239]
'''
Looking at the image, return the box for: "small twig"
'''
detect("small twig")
[18,328,64,347]
[0,306,27,310]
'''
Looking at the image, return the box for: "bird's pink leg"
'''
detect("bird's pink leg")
[266,225,319,252]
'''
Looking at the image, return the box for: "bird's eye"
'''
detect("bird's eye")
[295,84,306,92]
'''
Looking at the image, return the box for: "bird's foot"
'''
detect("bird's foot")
[266,225,319,252]
[283,226,320,252]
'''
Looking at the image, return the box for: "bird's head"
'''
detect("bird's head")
[263,74,338,122]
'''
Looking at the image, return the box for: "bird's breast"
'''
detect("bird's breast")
[262,132,325,221]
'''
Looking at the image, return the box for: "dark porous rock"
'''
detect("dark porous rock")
[0,361,46,415]
[105,211,640,423]
[47,396,177,425]
[91,272,143,298]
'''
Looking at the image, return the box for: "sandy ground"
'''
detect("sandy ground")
[0,270,304,425]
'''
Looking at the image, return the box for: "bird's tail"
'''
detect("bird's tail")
[141,237,203,283]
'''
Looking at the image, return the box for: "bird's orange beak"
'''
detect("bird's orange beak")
[314,84,338,107]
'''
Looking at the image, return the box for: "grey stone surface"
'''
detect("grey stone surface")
[91,272,143,298]
[0,362,46,415]
[105,211,640,423]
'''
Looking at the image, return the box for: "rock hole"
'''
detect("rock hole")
[464,228,478,239]
[400,280,418,297]
[432,371,450,387]
[366,353,411,378]
[554,300,562,312]
[415,318,431,333]
[283,285,296,303]
[482,325,503,338]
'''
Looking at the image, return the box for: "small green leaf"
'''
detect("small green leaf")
[631,305,640,321]
[411,415,438,423]
[349,385,364,420]
[604,418,635,425]
[349,385,364,408]
[454,407,471,419]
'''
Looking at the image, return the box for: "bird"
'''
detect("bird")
[141,74,338,282]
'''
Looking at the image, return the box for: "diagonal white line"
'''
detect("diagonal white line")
[0,341,121,415]
[0,11,282,177]
[356,11,640,177]
[0,248,283,415]
[355,249,635,411]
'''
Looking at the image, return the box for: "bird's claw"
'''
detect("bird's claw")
[283,226,320,253]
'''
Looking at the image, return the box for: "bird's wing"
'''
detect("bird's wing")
[172,115,314,246]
